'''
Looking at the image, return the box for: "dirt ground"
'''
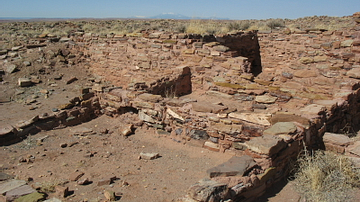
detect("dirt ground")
[1,114,239,201]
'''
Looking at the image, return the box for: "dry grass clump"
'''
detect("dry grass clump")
[266,19,286,30]
[294,150,360,202]
[227,20,251,31]
[185,20,228,35]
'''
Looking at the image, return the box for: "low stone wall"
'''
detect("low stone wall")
[0,91,101,146]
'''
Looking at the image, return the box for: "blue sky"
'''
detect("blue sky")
[1,0,359,19]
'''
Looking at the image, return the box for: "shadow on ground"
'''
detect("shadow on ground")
[257,178,301,202]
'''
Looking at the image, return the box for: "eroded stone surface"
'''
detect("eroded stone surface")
[323,132,351,146]
[187,179,228,202]
[263,122,297,136]
[207,155,256,178]
[245,135,287,156]
[0,180,27,195]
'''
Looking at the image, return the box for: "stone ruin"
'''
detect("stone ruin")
[1,12,360,201]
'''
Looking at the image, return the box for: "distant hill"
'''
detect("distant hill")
[150,13,191,19]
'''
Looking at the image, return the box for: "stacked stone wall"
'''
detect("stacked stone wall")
[2,12,360,201]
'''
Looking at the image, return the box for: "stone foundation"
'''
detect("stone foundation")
[1,12,360,202]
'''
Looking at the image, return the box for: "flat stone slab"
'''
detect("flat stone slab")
[323,132,351,146]
[300,104,326,115]
[206,155,256,178]
[6,185,36,201]
[347,69,360,79]
[192,102,227,113]
[347,141,360,157]
[205,91,233,99]
[270,113,310,127]
[211,123,243,135]
[229,112,271,126]
[245,135,287,156]
[0,125,17,136]
[0,179,27,195]
[139,152,160,160]
[255,95,277,104]
[263,122,297,136]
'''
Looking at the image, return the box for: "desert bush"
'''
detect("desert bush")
[227,21,251,31]
[174,24,187,33]
[266,19,285,30]
[294,150,360,202]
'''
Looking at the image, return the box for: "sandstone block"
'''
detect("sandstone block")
[192,102,227,113]
[255,95,277,104]
[138,110,158,123]
[229,112,271,126]
[139,152,159,160]
[341,39,353,47]
[0,125,17,137]
[15,115,39,129]
[132,101,154,109]
[323,132,351,146]
[213,45,230,52]
[211,123,243,135]
[119,124,133,136]
[203,141,220,152]
[55,186,69,198]
[5,185,35,201]
[104,190,116,201]
[263,122,297,136]
[207,155,256,178]
[18,78,32,87]
[97,179,111,186]
[300,104,326,115]
[244,135,287,156]
[314,55,327,62]
[347,68,360,79]
[0,180,27,195]
[66,77,78,84]
[299,57,314,64]
[346,141,360,157]
[324,143,345,154]
[69,171,84,181]
[205,91,233,99]
[5,64,17,73]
